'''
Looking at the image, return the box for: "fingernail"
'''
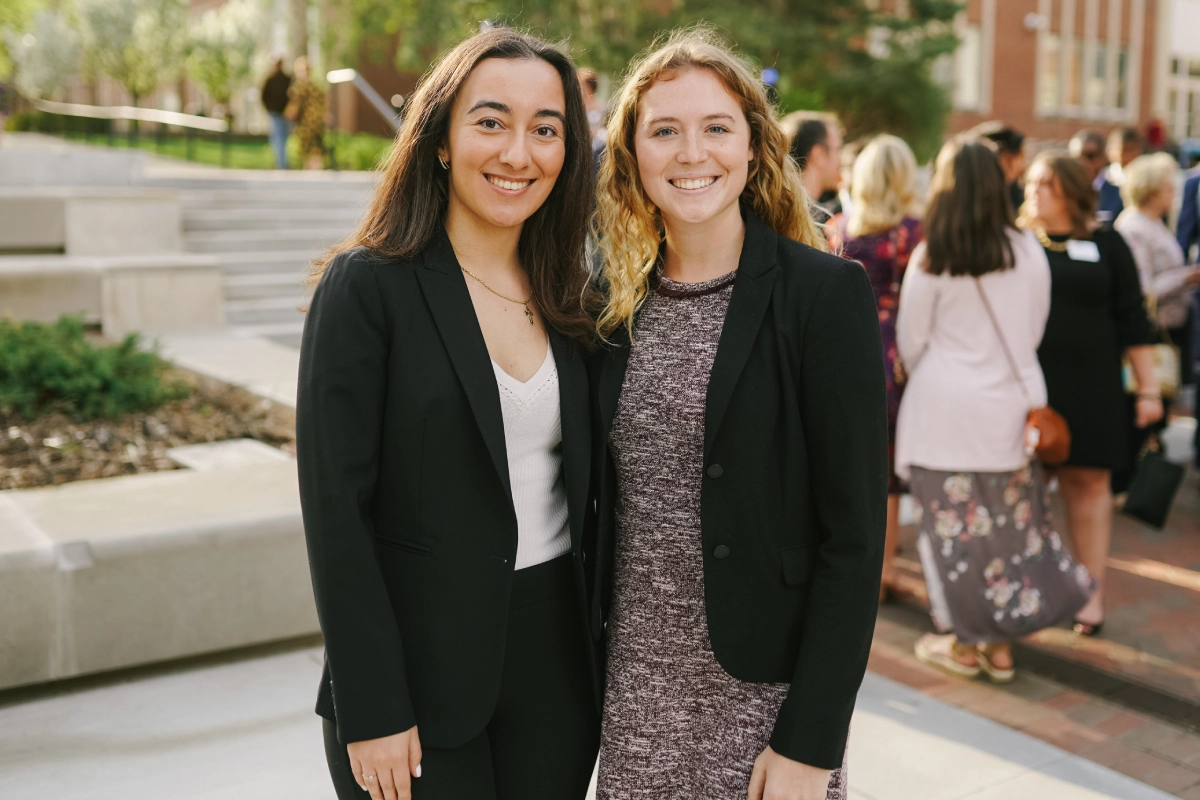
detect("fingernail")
[415,764,423,778]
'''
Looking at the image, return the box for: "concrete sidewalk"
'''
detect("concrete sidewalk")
[0,642,1174,800]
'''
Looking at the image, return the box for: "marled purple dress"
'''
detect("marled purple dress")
[596,271,848,800]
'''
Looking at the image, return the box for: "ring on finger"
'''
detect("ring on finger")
[363,774,376,782]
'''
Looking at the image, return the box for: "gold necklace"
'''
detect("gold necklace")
[1034,227,1069,253]
[460,265,535,326]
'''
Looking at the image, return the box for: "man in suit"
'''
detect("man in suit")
[1179,167,1200,266]
[1097,127,1143,225]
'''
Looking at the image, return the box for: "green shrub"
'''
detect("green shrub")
[0,316,191,421]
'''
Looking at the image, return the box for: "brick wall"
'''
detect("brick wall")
[948,0,1164,147]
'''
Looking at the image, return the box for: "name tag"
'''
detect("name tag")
[1066,239,1101,262]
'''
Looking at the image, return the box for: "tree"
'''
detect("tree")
[321,0,960,160]
[186,0,266,113]
[3,8,79,101]
[76,0,187,107]
[0,0,46,82]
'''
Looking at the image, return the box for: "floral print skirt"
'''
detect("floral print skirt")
[910,464,1095,644]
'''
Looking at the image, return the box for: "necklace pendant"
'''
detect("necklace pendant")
[524,305,535,326]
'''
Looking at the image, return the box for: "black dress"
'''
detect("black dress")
[1036,229,1156,471]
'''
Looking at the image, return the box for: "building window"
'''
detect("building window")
[954,24,983,110]
[1040,33,1062,110]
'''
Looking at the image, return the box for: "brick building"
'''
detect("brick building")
[944,0,1200,146]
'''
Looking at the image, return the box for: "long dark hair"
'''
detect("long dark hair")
[923,137,1015,277]
[308,29,598,347]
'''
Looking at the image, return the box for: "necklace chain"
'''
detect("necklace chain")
[460,265,535,326]
[1034,227,1070,253]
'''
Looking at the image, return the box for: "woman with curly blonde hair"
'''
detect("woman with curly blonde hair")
[826,134,923,602]
[590,27,887,800]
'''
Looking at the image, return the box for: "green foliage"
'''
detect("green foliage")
[322,0,960,164]
[76,0,188,102]
[186,0,266,106]
[0,316,191,421]
[327,131,393,171]
[0,0,46,81]
[3,8,79,100]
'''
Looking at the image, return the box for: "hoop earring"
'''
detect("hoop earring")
[437,155,449,170]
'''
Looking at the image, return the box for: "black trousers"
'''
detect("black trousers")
[323,555,599,799]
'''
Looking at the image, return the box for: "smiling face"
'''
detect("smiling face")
[439,57,567,233]
[633,67,753,230]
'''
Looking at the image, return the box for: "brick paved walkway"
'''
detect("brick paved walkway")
[870,612,1200,797]
[890,467,1200,709]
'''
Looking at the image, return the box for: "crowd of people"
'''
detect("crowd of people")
[818,114,1198,679]
[293,24,1200,800]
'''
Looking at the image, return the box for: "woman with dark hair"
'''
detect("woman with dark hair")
[1022,151,1161,637]
[296,29,600,800]
[896,139,1093,681]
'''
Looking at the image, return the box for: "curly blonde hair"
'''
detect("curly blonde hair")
[847,134,919,238]
[595,26,827,339]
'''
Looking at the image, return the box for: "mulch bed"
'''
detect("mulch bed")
[0,369,296,490]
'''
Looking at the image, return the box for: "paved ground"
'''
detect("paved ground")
[0,639,1177,800]
[890,464,1200,714]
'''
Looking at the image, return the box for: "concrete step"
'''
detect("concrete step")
[228,320,306,348]
[145,173,377,192]
[223,297,308,326]
[177,189,372,210]
[184,228,346,254]
[224,272,308,300]
[218,250,320,276]
[184,206,363,232]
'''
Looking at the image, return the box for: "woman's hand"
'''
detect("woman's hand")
[1136,396,1164,428]
[747,746,833,800]
[347,726,423,800]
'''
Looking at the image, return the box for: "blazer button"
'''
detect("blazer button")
[707,464,724,478]
[713,544,731,559]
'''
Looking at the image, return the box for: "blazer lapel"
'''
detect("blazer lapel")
[596,324,631,441]
[550,331,589,549]
[414,230,512,501]
[704,210,780,457]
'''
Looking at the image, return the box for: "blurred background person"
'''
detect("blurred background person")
[1022,151,1161,638]
[896,139,1090,682]
[261,56,292,170]
[836,136,870,222]
[826,134,923,603]
[1069,130,1109,187]
[1117,153,1198,388]
[1180,160,1200,266]
[578,67,608,172]
[287,57,326,170]
[782,110,843,222]
[972,122,1027,214]
[1097,128,1144,225]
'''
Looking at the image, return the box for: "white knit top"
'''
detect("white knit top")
[492,346,572,570]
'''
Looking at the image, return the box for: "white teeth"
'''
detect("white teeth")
[488,176,531,191]
[671,177,717,190]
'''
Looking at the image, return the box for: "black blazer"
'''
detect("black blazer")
[296,230,597,749]
[592,209,888,770]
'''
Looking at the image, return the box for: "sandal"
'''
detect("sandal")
[976,644,1016,683]
[1072,619,1104,637]
[915,634,980,679]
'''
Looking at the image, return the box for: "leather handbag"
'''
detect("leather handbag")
[975,280,1071,465]
[1122,435,1185,529]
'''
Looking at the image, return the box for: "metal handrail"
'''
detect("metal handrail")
[326,69,400,132]
[34,100,228,132]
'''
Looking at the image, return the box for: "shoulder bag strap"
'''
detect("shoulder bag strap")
[974,277,1033,409]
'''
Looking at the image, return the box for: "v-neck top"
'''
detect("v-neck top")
[491,346,571,570]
